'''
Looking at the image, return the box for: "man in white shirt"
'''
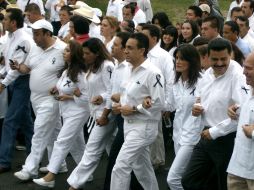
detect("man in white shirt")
[142,24,174,168]
[236,15,254,51]
[110,32,165,190]
[17,0,45,15]
[241,0,254,32]
[227,52,254,190]
[12,19,67,181]
[182,38,250,190]
[201,15,221,41]
[0,8,34,174]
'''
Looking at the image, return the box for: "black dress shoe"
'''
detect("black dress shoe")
[0,166,11,174]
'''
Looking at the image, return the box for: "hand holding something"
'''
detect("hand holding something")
[91,95,103,105]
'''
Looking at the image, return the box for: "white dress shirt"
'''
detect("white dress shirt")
[111,60,131,95]
[147,43,174,111]
[106,0,124,22]
[137,0,153,22]
[242,30,254,51]
[0,28,34,86]
[167,78,202,146]
[248,14,254,33]
[45,0,60,22]
[227,90,254,180]
[56,70,89,118]
[26,37,66,104]
[85,60,114,119]
[120,59,165,121]
[197,60,249,139]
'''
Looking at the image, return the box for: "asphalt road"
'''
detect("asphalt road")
[0,141,174,190]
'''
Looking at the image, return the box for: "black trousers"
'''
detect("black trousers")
[51,21,61,36]
[103,114,143,190]
[182,132,236,190]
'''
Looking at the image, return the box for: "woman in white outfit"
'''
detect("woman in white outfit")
[58,5,73,42]
[166,44,203,190]
[67,38,115,190]
[33,40,90,188]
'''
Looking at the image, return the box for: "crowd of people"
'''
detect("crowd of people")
[0,0,254,190]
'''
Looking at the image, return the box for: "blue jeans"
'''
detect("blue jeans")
[0,75,34,168]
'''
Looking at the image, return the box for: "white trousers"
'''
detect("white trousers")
[47,110,90,174]
[67,115,116,189]
[167,144,194,190]
[150,119,165,166]
[22,99,61,176]
[110,120,159,190]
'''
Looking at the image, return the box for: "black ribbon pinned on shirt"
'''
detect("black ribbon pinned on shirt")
[16,45,27,54]
[190,87,196,96]
[153,74,163,88]
[63,80,71,87]
[107,66,112,79]
[52,57,56,64]
[241,86,249,94]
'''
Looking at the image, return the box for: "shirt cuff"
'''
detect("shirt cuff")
[209,127,220,140]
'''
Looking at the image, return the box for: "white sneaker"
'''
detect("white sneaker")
[87,175,93,182]
[14,170,34,181]
[33,178,55,188]
[39,166,68,174]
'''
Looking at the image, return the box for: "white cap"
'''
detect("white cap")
[199,4,211,14]
[31,19,53,32]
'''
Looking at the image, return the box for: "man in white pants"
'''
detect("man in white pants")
[110,32,165,190]
[12,19,67,180]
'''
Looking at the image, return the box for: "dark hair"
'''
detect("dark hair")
[152,12,172,29]
[116,32,131,48]
[178,20,200,44]
[237,15,249,27]
[25,3,41,15]
[60,5,73,16]
[196,44,208,56]
[208,38,232,55]
[82,38,113,73]
[60,40,86,82]
[121,19,135,33]
[230,6,242,17]
[224,20,240,36]
[129,32,149,57]
[173,44,201,88]
[142,24,161,42]
[188,5,203,18]
[193,36,209,46]
[230,42,245,66]
[161,25,178,51]
[123,4,135,16]
[70,15,89,35]
[244,0,254,10]
[6,8,24,28]
[202,15,220,30]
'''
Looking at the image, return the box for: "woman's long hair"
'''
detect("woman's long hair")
[82,38,113,73]
[173,44,201,88]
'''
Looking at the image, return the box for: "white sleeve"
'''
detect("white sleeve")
[2,40,32,86]
[73,73,89,107]
[100,62,114,109]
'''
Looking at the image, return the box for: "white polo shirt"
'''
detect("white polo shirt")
[198,60,249,139]
[120,59,165,121]
[25,37,66,104]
